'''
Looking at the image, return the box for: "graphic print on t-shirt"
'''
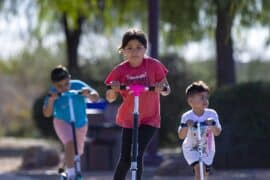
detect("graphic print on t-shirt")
[190,126,212,158]
[125,72,149,85]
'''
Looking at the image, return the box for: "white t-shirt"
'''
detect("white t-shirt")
[178,108,222,165]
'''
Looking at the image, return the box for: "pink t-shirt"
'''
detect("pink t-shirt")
[105,57,168,128]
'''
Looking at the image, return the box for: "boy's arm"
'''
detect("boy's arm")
[43,94,57,118]
[209,126,222,136]
[206,117,222,136]
[178,126,188,140]
[178,120,194,139]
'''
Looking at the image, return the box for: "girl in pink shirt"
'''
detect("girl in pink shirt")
[105,28,170,180]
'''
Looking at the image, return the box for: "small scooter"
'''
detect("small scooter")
[181,120,216,180]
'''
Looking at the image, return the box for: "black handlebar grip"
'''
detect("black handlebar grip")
[106,85,126,90]
[181,121,216,128]
[181,123,188,128]
[149,86,155,91]
[120,85,126,90]
[48,92,62,97]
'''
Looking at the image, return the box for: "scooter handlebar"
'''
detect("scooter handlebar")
[48,89,90,97]
[106,85,167,92]
[181,121,216,128]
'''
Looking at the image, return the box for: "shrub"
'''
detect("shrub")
[211,82,270,169]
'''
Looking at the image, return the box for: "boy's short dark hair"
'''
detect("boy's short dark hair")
[118,28,147,52]
[50,65,70,82]
[185,81,209,97]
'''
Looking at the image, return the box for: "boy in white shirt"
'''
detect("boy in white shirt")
[178,81,222,180]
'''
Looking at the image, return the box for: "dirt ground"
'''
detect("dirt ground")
[0,137,270,180]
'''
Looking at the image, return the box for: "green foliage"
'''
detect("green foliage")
[237,60,270,83]
[211,82,270,168]
[160,0,269,47]
[160,0,204,44]
[186,60,216,87]
[0,46,64,138]
[38,0,100,29]
[37,0,147,34]
[0,47,64,88]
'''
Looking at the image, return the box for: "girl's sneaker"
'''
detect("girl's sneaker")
[67,175,75,180]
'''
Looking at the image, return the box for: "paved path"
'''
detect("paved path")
[0,138,269,180]
[1,168,270,180]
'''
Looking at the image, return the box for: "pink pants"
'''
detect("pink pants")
[53,118,88,155]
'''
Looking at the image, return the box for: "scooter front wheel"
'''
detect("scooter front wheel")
[76,174,83,180]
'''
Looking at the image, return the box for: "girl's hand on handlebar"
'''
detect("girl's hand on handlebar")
[154,82,170,96]
[154,82,165,93]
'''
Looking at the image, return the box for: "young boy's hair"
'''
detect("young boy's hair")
[118,28,147,53]
[50,65,70,82]
[185,81,209,97]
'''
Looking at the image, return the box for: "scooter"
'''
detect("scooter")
[49,89,88,180]
[181,120,216,180]
[107,84,167,180]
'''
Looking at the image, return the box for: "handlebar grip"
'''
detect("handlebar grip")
[106,85,168,92]
[120,85,126,90]
[181,121,216,128]
[48,92,62,97]
[106,85,127,90]
[149,86,155,91]
[148,86,168,91]
[200,121,216,126]
[180,123,188,128]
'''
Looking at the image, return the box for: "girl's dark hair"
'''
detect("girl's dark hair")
[185,81,209,97]
[118,28,147,53]
[50,65,70,82]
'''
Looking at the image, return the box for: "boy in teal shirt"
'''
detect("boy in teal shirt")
[43,65,99,179]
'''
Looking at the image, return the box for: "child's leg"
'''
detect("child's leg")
[193,163,200,180]
[137,125,157,180]
[113,128,132,180]
[113,125,156,180]
[53,119,87,176]
[65,141,75,168]
[204,164,211,180]
[193,163,210,180]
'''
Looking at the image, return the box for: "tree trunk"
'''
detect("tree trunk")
[62,14,84,78]
[215,2,236,87]
[144,0,162,166]
[148,0,159,59]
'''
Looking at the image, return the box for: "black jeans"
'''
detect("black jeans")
[113,125,157,180]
